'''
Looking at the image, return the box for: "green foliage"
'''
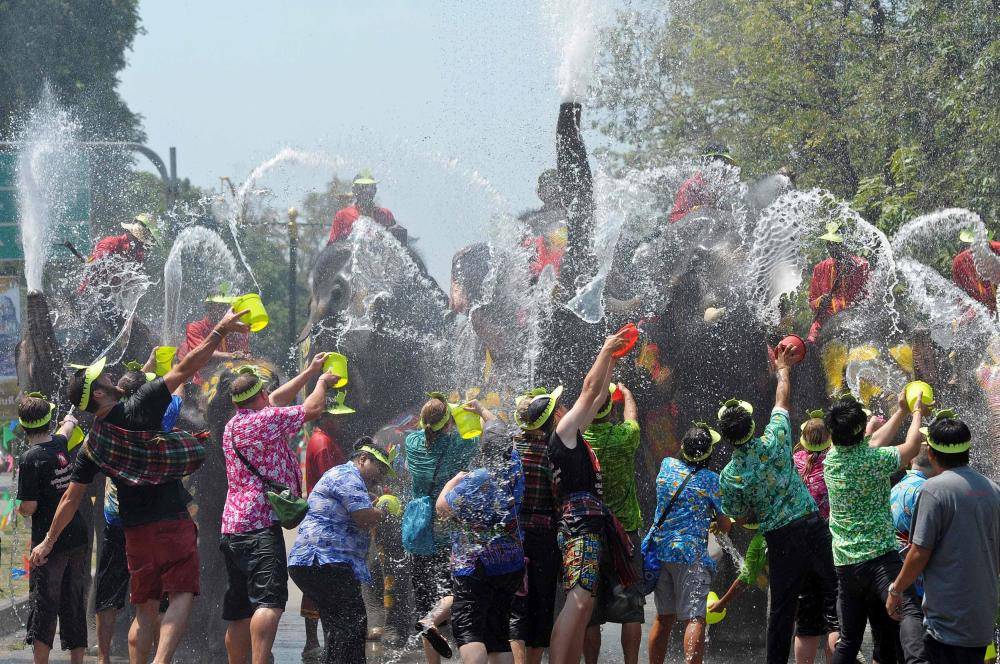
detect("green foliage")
[593,0,1000,235]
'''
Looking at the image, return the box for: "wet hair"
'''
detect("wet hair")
[801,418,830,450]
[926,417,971,469]
[824,399,868,447]
[912,447,933,472]
[117,370,149,397]
[515,395,556,437]
[66,369,115,414]
[230,372,265,407]
[681,427,715,466]
[18,395,52,435]
[420,398,450,441]
[717,405,753,444]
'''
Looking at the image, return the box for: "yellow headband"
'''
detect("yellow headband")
[682,422,721,462]
[420,394,453,431]
[514,385,564,431]
[19,392,55,429]
[232,365,268,403]
[595,383,617,419]
[69,357,108,411]
[718,399,755,445]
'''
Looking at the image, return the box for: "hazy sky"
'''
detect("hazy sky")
[119,1,601,283]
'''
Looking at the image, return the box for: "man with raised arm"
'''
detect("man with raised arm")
[30,306,251,664]
[717,345,838,664]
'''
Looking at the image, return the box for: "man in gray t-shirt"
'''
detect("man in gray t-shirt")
[886,415,1000,664]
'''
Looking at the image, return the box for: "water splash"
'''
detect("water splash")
[15,86,83,291]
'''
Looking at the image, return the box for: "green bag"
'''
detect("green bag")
[233,447,308,529]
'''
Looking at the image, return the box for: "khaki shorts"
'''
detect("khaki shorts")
[652,562,712,621]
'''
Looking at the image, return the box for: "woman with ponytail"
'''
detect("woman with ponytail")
[404,394,487,663]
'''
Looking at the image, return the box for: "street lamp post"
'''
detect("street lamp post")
[287,207,299,351]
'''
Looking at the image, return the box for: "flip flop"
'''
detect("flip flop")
[417,624,452,659]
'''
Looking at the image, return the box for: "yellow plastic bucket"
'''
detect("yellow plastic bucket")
[67,425,85,451]
[322,352,349,389]
[904,380,934,413]
[450,402,482,439]
[232,293,269,333]
[705,591,727,624]
[154,346,177,377]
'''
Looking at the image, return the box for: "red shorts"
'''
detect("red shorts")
[124,518,200,604]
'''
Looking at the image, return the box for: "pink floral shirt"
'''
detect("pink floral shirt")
[221,405,305,534]
[793,449,829,520]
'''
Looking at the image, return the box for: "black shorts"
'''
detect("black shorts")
[26,545,89,650]
[510,527,560,648]
[220,525,288,620]
[796,569,840,636]
[95,522,130,613]
[452,565,522,653]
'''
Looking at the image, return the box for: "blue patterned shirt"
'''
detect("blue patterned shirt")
[287,462,374,582]
[644,457,723,570]
[720,409,818,533]
[891,470,927,543]
[444,448,525,577]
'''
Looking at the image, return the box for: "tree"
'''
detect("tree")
[592,0,1000,235]
[0,0,146,232]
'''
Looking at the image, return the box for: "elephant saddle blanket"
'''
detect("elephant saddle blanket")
[81,419,208,486]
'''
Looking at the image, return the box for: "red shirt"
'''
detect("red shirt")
[669,173,712,223]
[305,427,345,495]
[176,317,250,383]
[523,235,564,277]
[328,204,397,243]
[808,256,871,314]
[90,233,145,263]
[952,241,1000,312]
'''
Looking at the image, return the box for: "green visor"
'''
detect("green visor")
[515,385,564,431]
[360,444,397,476]
[717,399,753,420]
[124,361,156,383]
[594,383,617,419]
[69,357,108,410]
[18,392,55,429]
[232,365,268,403]
[959,229,977,244]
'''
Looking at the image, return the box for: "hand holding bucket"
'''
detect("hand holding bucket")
[231,294,269,333]
[611,323,640,358]
[705,591,727,624]
[322,352,349,389]
[775,334,806,365]
[451,401,483,440]
[904,381,933,413]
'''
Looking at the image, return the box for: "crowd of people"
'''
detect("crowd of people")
[12,313,1000,664]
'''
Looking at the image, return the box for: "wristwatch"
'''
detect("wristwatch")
[888,582,902,597]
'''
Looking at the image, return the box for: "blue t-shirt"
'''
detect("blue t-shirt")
[644,456,723,570]
[444,448,525,577]
[890,469,926,541]
[287,462,374,582]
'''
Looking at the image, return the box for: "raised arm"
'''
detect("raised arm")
[462,399,496,423]
[435,472,468,517]
[870,390,909,448]
[556,330,629,445]
[555,101,597,295]
[302,372,337,423]
[619,383,638,422]
[895,397,927,469]
[269,352,330,407]
[56,413,77,440]
[163,308,250,393]
[773,345,794,412]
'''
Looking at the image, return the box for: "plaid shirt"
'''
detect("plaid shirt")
[82,420,207,487]
[514,434,557,531]
[221,405,304,534]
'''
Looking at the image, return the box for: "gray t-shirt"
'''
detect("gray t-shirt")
[911,466,1000,647]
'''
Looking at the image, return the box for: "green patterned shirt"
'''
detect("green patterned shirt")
[583,420,642,531]
[720,409,817,533]
[823,442,900,566]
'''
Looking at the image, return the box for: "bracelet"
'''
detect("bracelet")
[210,328,224,340]
[888,582,902,597]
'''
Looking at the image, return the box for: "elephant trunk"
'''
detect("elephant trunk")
[17,290,65,399]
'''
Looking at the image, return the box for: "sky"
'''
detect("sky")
[118,1,601,283]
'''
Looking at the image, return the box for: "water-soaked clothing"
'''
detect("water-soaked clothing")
[793,449,830,520]
[644,457,723,570]
[584,419,643,532]
[328,204,397,243]
[17,435,86,553]
[952,241,1000,312]
[548,429,604,537]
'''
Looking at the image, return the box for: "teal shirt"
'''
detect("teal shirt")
[823,442,900,566]
[720,409,817,533]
